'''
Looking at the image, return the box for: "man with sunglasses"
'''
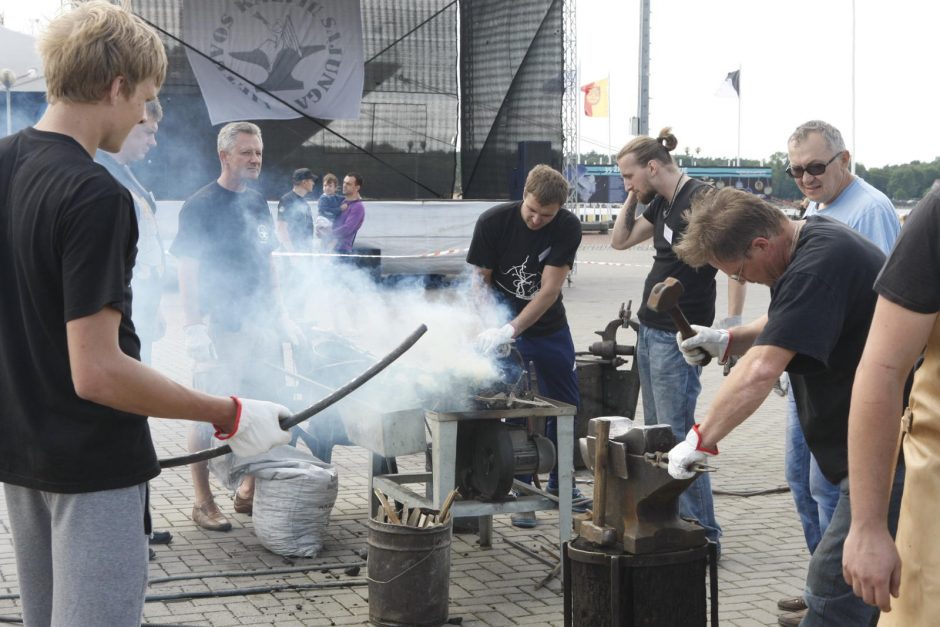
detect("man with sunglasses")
[668,187,905,626]
[776,120,900,625]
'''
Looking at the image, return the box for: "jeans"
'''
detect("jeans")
[514,326,580,490]
[801,464,905,626]
[785,384,840,553]
[636,325,722,545]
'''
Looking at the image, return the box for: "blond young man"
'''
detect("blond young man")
[0,4,289,623]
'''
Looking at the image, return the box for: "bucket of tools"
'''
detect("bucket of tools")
[367,490,454,626]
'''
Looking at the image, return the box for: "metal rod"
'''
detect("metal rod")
[504,538,557,568]
[159,324,427,468]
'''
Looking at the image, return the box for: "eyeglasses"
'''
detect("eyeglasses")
[729,254,749,284]
[785,151,843,178]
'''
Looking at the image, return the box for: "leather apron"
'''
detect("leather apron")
[880,318,940,625]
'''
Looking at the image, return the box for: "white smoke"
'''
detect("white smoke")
[275,254,514,416]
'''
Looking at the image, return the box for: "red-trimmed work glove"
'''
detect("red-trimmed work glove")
[667,425,718,480]
[214,397,292,458]
[676,325,731,366]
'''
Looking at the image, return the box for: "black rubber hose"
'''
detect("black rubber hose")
[159,324,428,468]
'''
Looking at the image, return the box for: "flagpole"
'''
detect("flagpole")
[607,73,612,162]
[736,64,741,167]
[851,0,856,174]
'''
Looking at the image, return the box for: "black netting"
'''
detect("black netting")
[132,0,458,200]
[459,0,564,199]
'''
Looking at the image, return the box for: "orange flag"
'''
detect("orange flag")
[581,78,609,117]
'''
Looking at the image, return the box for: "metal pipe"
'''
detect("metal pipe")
[159,324,427,468]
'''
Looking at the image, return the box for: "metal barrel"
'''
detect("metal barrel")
[564,538,711,626]
[367,517,453,627]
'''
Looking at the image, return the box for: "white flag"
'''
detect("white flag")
[182,1,364,125]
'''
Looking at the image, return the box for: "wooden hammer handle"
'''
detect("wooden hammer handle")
[670,308,712,366]
[592,419,610,526]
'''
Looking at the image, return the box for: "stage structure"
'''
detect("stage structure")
[124,0,567,202]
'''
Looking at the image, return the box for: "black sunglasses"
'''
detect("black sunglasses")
[785,151,843,178]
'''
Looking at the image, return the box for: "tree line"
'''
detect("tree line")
[578,150,940,203]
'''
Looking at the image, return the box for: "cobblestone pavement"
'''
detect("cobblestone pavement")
[0,235,810,626]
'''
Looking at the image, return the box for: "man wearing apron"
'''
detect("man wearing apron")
[843,188,940,622]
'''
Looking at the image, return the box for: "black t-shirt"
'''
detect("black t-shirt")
[0,128,158,493]
[637,179,718,330]
[875,190,940,313]
[466,201,582,337]
[170,182,278,331]
[755,216,885,483]
[277,190,313,246]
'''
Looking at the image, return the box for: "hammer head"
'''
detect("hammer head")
[647,277,684,313]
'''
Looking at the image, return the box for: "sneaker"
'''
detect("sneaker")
[510,511,537,528]
[548,486,592,514]
[778,609,806,627]
[233,491,253,515]
[148,548,156,561]
[149,530,172,545]
[777,597,807,612]
[192,499,232,532]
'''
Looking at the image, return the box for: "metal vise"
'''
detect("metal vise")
[580,417,707,554]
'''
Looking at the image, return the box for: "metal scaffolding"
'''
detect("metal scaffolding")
[561,0,578,204]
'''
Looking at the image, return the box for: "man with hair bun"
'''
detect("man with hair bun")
[610,128,743,552]
[468,164,584,528]
[0,3,289,624]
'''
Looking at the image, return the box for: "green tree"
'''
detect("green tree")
[766,152,801,200]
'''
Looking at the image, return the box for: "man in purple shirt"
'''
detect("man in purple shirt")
[332,171,365,253]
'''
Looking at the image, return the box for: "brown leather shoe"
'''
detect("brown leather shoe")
[777,597,807,612]
[233,491,254,515]
[193,499,232,531]
[778,609,807,627]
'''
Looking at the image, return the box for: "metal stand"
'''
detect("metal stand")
[370,395,576,556]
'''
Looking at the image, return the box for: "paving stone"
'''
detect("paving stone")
[0,241,820,626]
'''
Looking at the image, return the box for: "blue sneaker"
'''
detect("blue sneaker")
[510,511,538,528]
[548,486,592,514]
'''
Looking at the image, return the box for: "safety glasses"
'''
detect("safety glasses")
[785,151,843,178]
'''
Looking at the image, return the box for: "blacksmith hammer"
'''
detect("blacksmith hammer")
[647,277,711,366]
[578,418,617,546]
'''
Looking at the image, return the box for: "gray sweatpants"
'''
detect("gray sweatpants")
[4,483,149,627]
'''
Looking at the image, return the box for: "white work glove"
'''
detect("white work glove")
[214,396,292,458]
[184,323,214,362]
[474,323,515,355]
[676,325,731,366]
[667,425,718,480]
[773,372,790,397]
[715,315,741,330]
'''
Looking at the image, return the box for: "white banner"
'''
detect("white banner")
[182,0,364,125]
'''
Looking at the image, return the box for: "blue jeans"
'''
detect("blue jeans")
[802,464,905,626]
[514,326,580,490]
[785,384,840,553]
[636,325,722,546]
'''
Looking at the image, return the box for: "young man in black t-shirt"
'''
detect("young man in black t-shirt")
[610,128,743,549]
[668,188,905,626]
[0,4,289,625]
[467,164,582,528]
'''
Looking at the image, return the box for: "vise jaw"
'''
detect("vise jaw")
[580,417,707,554]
